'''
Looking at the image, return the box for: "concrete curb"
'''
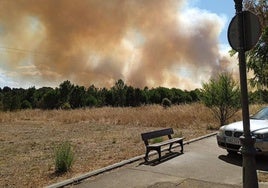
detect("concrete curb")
[185,132,217,145]
[45,132,217,188]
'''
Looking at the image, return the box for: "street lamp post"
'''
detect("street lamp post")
[233,0,258,187]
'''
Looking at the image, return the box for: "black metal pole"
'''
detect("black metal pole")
[233,0,258,187]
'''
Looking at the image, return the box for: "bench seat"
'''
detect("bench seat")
[148,137,184,148]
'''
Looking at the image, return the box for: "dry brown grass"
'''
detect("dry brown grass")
[258,171,268,183]
[0,103,265,187]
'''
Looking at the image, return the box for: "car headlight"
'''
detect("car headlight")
[218,127,225,137]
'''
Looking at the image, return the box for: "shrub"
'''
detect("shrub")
[21,100,32,109]
[54,141,74,174]
[60,102,71,110]
[161,98,172,108]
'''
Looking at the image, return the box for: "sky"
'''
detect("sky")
[193,0,236,44]
[0,0,240,90]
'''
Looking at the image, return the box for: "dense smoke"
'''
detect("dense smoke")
[0,0,237,89]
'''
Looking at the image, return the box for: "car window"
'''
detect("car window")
[251,107,268,120]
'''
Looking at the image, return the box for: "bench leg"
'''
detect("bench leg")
[156,147,161,162]
[144,148,150,162]
[144,148,162,162]
[169,141,184,153]
[180,141,184,153]
[169,143,173,152]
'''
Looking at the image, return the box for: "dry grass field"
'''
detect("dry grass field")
[0,103,266,187]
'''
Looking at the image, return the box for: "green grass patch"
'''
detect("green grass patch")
[150,137,163,144]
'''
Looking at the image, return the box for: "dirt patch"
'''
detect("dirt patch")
[1,103,264,187]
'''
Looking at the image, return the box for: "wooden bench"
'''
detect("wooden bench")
[141,128,184,162]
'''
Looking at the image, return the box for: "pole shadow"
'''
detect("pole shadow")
[218,153,268,171]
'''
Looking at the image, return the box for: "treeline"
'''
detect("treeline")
[1,79,267,111]
[0,79,201,111]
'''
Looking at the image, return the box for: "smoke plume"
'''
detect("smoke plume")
[0,0,237,89]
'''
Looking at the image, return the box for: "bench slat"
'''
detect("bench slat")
[141,128,173,141]
[149,137,184,147]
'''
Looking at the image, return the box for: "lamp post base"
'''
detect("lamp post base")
[240,135,258,188]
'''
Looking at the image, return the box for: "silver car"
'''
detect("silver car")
[217,107,268,154]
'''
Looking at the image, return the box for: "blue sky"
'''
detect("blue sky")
[193,0,236,45]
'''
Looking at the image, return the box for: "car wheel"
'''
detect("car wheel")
[227,149,237,155]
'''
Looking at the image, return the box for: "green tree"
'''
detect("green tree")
[112,79,126,106]
[141,86,149,105]
[2,90,22,111]
[86,95,98,107]
[148,88,162,104]
[125,86,135,106]
[0,92,3,110]
[125,86,143,107]
[244,0,267,29]
[244,0,268,88]
[170,88,186,104]
[134,88,143,106]
[35,87,54,108]
[200,73,241,127]
[2,86,11,93]
[41,89,60,109]
[59,80,74,106]
[247,27,268,88]
[87,85,101,106]
[98,87,109,106]
[23,87,37,108]
[69,86,87,108]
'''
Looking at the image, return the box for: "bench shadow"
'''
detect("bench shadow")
[218,153,268,171]
[140,151,183,166]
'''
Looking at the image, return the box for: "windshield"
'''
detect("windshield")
[251,107,268,120]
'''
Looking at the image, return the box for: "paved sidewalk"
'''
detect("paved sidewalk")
[48,135,268,188]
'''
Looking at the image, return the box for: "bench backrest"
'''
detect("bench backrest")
[141,128,174,145]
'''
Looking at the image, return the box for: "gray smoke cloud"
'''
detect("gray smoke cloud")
[0,0,237,89]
